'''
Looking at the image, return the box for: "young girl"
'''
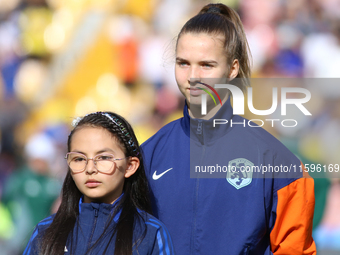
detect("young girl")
[24,112,174,255]
[142,3,316,255]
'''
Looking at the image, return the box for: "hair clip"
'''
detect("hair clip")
[72,117,82,127]
[72,112,139,155]
[101,113,139,154]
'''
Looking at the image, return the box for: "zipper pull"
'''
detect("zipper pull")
[245,246,250,255]
[94,208,98,217]
[197,121,202,135]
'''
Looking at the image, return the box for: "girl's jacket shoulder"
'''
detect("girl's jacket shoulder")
[23,197,175,255]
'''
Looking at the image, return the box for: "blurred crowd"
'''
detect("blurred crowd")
[0,0,339,254]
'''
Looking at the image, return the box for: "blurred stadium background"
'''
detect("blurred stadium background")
[0,0,339,254]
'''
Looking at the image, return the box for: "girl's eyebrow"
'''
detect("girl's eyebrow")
[69,150,86,154]
[70,148,115,155]
[96,148,115,154]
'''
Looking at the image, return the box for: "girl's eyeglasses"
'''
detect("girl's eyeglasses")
[65,152,128,174]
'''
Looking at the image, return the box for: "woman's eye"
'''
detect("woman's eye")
[177,62,188,67]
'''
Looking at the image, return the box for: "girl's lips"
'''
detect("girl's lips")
[85,180,101,188]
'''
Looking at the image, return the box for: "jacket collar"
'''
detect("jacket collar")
[78,193,124,222]
[181,97,234,144]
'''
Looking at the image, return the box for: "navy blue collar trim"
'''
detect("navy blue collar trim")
[181,97,235,143]
[78,193,124,222]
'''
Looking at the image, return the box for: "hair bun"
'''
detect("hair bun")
[206,6,221,14]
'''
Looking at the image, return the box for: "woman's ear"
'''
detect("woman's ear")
[228,59,239,79]
[124,157,140,178]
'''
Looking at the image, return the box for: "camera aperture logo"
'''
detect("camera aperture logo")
[199,83,312,128]
[197,82,222,107]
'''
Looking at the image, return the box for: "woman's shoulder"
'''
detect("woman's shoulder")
[142,118,183,148]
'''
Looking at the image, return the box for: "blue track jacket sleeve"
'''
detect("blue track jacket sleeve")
[23,215,54,255]
[23,225,40,255]
[143,217,175,255]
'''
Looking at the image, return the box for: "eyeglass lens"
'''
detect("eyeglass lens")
[67,153,115,173]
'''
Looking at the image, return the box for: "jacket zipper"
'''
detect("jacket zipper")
[192,121,204,254]
[197,121,202,135]
[86,208,99,252]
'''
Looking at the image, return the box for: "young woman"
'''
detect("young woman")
[142,3,316,255]
[24,112,174,255]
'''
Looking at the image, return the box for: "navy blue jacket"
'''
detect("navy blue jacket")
[24,196,174,255]
[141,99,316,255]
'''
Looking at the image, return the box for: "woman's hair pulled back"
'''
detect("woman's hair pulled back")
[177,3,252,90]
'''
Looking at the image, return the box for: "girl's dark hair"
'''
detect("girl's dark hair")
[176,3,252,90]
[40,112,152,255]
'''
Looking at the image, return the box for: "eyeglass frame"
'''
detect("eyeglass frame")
[65,152,129,174]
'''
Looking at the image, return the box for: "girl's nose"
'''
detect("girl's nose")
[85,159,98,174]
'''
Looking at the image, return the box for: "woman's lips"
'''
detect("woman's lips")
[189,87,203,96]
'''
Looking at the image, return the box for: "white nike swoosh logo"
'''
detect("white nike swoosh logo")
[152,168,173,180]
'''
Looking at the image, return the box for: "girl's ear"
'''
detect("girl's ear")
[125,157,140,178]
[228,59,239,79]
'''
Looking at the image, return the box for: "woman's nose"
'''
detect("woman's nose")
[188,66,201,84]
[190,66,201,79]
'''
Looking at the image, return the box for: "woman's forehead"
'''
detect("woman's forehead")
[176,32,226,59]
[177,32,225,45]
